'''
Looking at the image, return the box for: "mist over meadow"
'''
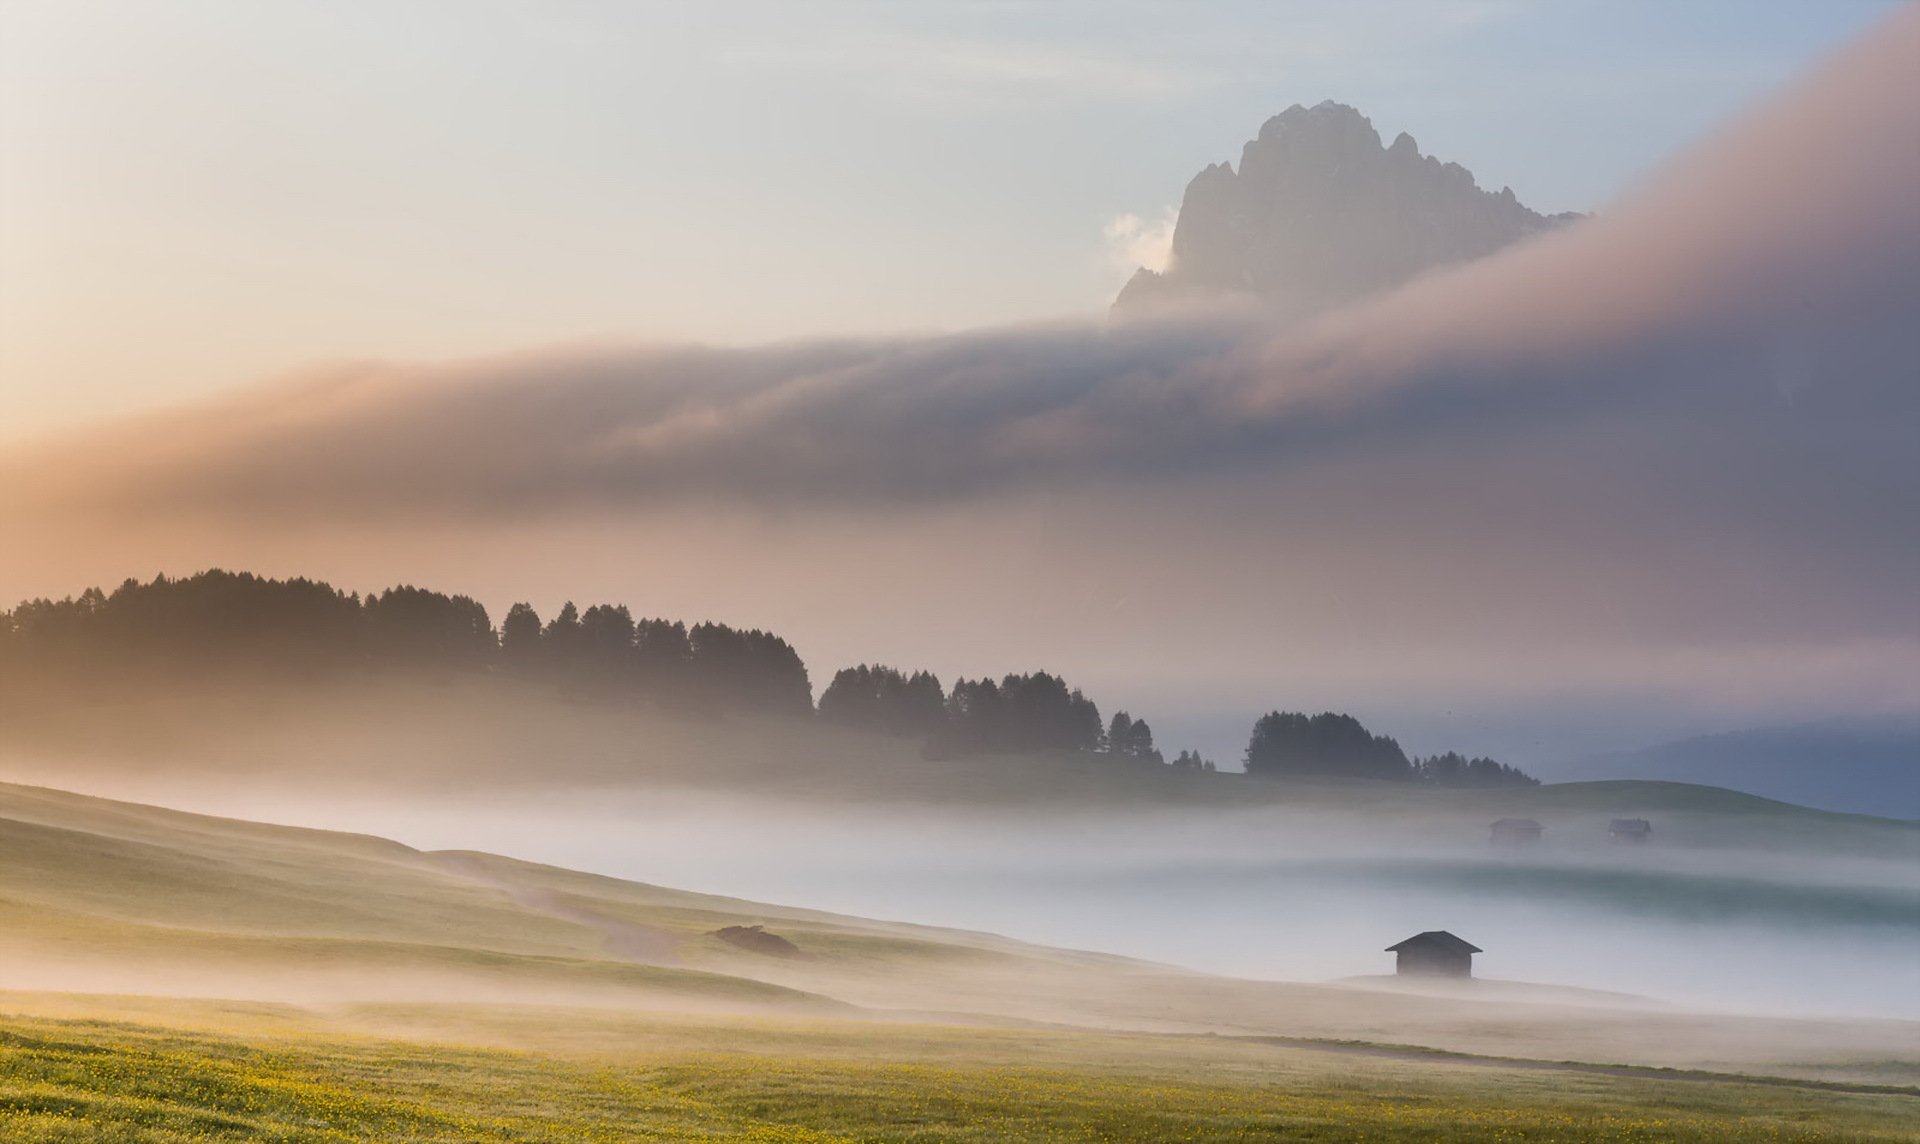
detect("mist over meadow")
[4,570,1907,1033]
[334,795,1920,1018]
[7,6,1920,1139]
[155,790,1920,1021]
[25,731,1916,1024]
[0,0,1913,1036]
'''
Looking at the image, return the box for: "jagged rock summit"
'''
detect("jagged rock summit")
[1115,101,1580,319]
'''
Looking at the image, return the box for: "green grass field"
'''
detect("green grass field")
[1,1002,1915,1143]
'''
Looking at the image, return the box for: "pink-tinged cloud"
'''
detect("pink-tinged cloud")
[6,7,1917,524]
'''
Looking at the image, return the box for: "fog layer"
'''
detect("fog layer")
[65,778,1920,1022]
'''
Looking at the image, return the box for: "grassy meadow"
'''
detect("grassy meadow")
[1,1000,1916,1143]
[0,774,1913,1082]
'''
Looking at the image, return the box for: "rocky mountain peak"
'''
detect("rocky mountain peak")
[1115,105,1580,320]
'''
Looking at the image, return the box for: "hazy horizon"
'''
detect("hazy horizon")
[6,3,1920,770]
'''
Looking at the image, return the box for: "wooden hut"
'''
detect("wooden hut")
[1385,931,1482,978]
[1608,818,1652,843]
[1489,817,1543,846]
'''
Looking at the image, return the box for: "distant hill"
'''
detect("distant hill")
[5,677,1918,862]
[1114,101,1579,319]
[0,776,1142,1014]
[1567,723,1920,820]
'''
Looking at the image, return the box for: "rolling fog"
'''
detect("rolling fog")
[56,771,1920,1023]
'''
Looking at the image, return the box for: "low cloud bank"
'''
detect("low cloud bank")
[7,9,1917,529]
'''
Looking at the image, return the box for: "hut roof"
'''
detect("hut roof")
[1385,930,1483,955]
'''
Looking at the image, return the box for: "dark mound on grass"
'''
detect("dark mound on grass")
[711,925,804,959]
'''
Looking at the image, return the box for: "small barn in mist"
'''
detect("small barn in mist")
[1489,817,1543,846]
[1608,818,1652,843]
[1386,931,1481,978]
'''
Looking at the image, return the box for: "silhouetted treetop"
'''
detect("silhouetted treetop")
[1244,711,1413,781]
[819,664,947,737]
[1106,711,1163,763]
[363,585,496,667]
[2,570,1539,799]
[2,570,365,675]
[1413,751,1539,788]
[687,623,812,714]
[1170,749,1216,772]
[935,671,1104,756]
[0,571,810,717]
[500,602,542,670]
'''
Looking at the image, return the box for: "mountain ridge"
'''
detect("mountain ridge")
[1567,722,1920,821]
[1116,101,1580,318]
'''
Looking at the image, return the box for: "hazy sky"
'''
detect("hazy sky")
[4,2,1917,766]
[0,0,1902,435]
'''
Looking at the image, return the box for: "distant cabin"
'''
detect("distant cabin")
[1386,930,1482,978]
[1608,818,1653,843]
[1489,817,1543,846]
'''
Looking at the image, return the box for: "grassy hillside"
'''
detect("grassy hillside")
[0,778,1916,1086]
[0,779,1050,1013]
[1570,722,1920,819]
[0,776,1915,1138]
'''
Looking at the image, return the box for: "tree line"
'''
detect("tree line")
[1244,712,1537,787]
[499,600,810,714]
[0,570,1534,786]
[816,662,1210,766]
[0,570,808,716]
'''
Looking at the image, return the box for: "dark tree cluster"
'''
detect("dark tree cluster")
[0,571,480,678]
[1106,711,1163,764]
[1413,751,1540,788]
[0,571,809,716]
[936,671,1106,757]
[1243,710,1536,786]
[361,585,497,668]
[1244,711,1415,781]
[821,664,1218,769]
[2,570,1538,793]
[818,664,947,737]
[1170,749,1216,772]
[492,600,811,714]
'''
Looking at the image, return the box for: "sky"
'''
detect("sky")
[0,0,1903,436]
[3,1,1917,768]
